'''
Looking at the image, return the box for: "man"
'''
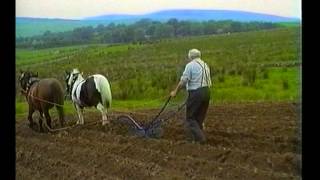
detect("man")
[170,48,212,143]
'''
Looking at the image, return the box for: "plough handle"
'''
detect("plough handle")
[151,96,172,122]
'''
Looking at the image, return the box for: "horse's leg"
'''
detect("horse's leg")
[56,106,65,127]
[80,108,85,124]
[28,106,35,129]
[43,108,52,131]
[96,103,108,126]
[73,103,80,124]
[39,110,44,120]
[38,110,45,133]
[75,104,84,125]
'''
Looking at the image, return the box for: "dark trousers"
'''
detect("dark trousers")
[185,87,210,143]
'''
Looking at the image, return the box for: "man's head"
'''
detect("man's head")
[188,49,201,60]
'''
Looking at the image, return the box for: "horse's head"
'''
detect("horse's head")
[19,70,38,92]
[65,68,82,96]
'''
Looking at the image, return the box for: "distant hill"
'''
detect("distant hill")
[16,17,109,38]
[16,9,300,37]
[85,9,300,22]
[16,17,137,38]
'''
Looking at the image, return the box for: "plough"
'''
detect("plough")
[117,96,186,138]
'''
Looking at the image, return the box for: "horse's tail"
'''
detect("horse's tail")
[48,78,65,106]
[95,75,112,108]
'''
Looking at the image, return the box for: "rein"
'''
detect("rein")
[21,88,64,108]
[20,78,64,108]
[40,116,102,133]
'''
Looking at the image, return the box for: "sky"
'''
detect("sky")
[16,0,301,19]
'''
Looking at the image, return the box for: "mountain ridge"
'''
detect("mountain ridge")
[84,9,300,22]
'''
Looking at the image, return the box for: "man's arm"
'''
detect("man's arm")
[170,80,185,97]
[170,64,190,97]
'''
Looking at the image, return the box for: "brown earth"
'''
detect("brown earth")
[16,102,301,180]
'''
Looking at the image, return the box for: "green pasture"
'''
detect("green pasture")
[16,27,301,118]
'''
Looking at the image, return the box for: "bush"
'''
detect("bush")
[242,79,249,86]
[237,69,243,75]
[282,79,289,90]
[242,68,256,86]
[220,67,226,75]
[236,63,245,75]
[228,68,236,76]
[218,75,225,82]
[262,70,269,79]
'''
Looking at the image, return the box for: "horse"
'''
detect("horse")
[18,70,65,132]
[65,68,112,126]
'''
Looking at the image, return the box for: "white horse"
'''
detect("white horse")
[65,68,112,126]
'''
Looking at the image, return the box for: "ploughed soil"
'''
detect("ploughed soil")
[16,102,301,179]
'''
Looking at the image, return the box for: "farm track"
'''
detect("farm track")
[16,102,301,179]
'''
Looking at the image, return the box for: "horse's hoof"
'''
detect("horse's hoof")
[28,123,36,130]
[203,123,206,130]
[102,121,110,126]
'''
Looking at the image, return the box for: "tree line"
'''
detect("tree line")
[16,19,278,49]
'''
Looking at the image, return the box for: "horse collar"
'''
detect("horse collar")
[73,79,87,107]
[26,78,39,93]
[70,73,80,88]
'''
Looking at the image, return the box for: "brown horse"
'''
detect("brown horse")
[19,70,65,132]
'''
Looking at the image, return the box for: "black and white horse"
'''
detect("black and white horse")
[65,68,112,126]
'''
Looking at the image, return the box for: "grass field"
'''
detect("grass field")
[16,27,301,117]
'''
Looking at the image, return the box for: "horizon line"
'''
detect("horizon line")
[16,8,302,21]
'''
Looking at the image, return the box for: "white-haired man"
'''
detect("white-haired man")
[170,49,212,143]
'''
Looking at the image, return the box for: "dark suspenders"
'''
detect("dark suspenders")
[195,60,209,87]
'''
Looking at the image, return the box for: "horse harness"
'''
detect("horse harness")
[68,72,79,96]
[69,72,82,99]
[20,77,41,106]
[25,77,40,95]
[69,73,88,108]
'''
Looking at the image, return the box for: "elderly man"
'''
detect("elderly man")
[170,49,212,143]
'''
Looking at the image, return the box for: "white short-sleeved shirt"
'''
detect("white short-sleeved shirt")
[180,58,212,91]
